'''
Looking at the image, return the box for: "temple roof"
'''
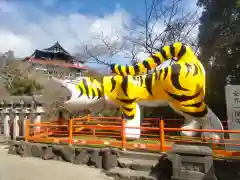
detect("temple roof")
[42,41,71,56]
[23,41,87,69]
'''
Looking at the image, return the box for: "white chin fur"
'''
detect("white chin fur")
[125,104,141,139]
[180,120,201,137]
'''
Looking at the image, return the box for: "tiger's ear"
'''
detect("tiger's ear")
[120,103,137,120]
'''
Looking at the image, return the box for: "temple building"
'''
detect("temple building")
[23,42,88,79]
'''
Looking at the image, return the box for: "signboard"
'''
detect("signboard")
[225,85,240,150]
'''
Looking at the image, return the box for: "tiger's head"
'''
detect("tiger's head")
[52,77,105,113]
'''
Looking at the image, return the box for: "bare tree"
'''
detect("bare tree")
[75,32,127,66]
[77,0,201,66]
[126,0,201,56]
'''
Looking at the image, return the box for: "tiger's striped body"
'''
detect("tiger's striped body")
[108,42,223,141]
[105,63,206,120]
[57,42,223,141]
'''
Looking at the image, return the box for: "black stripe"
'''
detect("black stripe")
[182,101,203,108]
[163,67,168,80]
[142,60,152,70]
[145,74,153,96]
[151,55,161,65]
[185,63,192,78]
[122,106,133,112]
[78,86,84,98]
[181,106,208,118]
[140,76,143,86]
[82,78,90,99]
[117,65,124,76]
[134,65,140,74]
[116,97,137,104]
[126,66,130,74]
[92,88,96,99]
[110,77,116,92]
[171,64,189,91]
[160,49,168,60]
[165,88,202,102]
[158,69,163,80]
[121,76,128,97]
[193,64,198,76]
[198,64,203,75]
[110,63,116,73]
[156,71,160,80]
[178,43,186,59]
[170,44,175,57]
[122,113,135,119]
[154,71,158,80]
[96,88,102,99]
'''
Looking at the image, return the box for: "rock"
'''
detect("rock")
[21,143,32,157]
[52,146,64,161]
[15,144,24,156]
[88,150,102,168]
[117,158,132,168]
[75,148,82,154]
[150,155,172,180]
[102,150,118,170]
[31,144,44,158]
[111,148,120,157]
[13,141,26,156]
[105,167,157,180]
[19,141,25,149]
[52,145,62,152]
[59,146,75,163]
[73,149,90,165]
[8,144,16,155]
[57,155,64,161]
[42,147,56,160]
[87,148,99,154]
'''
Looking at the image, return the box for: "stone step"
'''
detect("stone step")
[118,150,163,160]
[105,167,157,180]
[117,157,158,171]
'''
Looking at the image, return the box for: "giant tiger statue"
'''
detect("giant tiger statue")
[54,42,224,142]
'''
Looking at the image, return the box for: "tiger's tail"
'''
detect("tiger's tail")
[110,42,195,76]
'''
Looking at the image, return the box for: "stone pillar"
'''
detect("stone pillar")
[13,109,20,140]
[3,110,10,138]
[0,102,4,135]
[33,104,44,133]
[169,143,217,180]
[22,107,31,137]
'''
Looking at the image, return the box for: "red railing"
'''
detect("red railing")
[24,115,240,158]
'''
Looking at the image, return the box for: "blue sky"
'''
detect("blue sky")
[0,0,200,67]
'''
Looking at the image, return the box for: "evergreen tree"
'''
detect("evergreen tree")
[197,0,240,118]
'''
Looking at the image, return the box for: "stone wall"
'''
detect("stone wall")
[8,141,173,180]
[8,141,240,180]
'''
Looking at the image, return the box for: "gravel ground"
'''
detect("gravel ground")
[0,145,113,180]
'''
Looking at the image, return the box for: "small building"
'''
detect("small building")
[23,42,88,79]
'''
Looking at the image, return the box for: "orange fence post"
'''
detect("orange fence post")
[25,119,30,142]
[87,114,91,122]
[68,119,73,146]
[159,119,165,152]
[121,117,126,150]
